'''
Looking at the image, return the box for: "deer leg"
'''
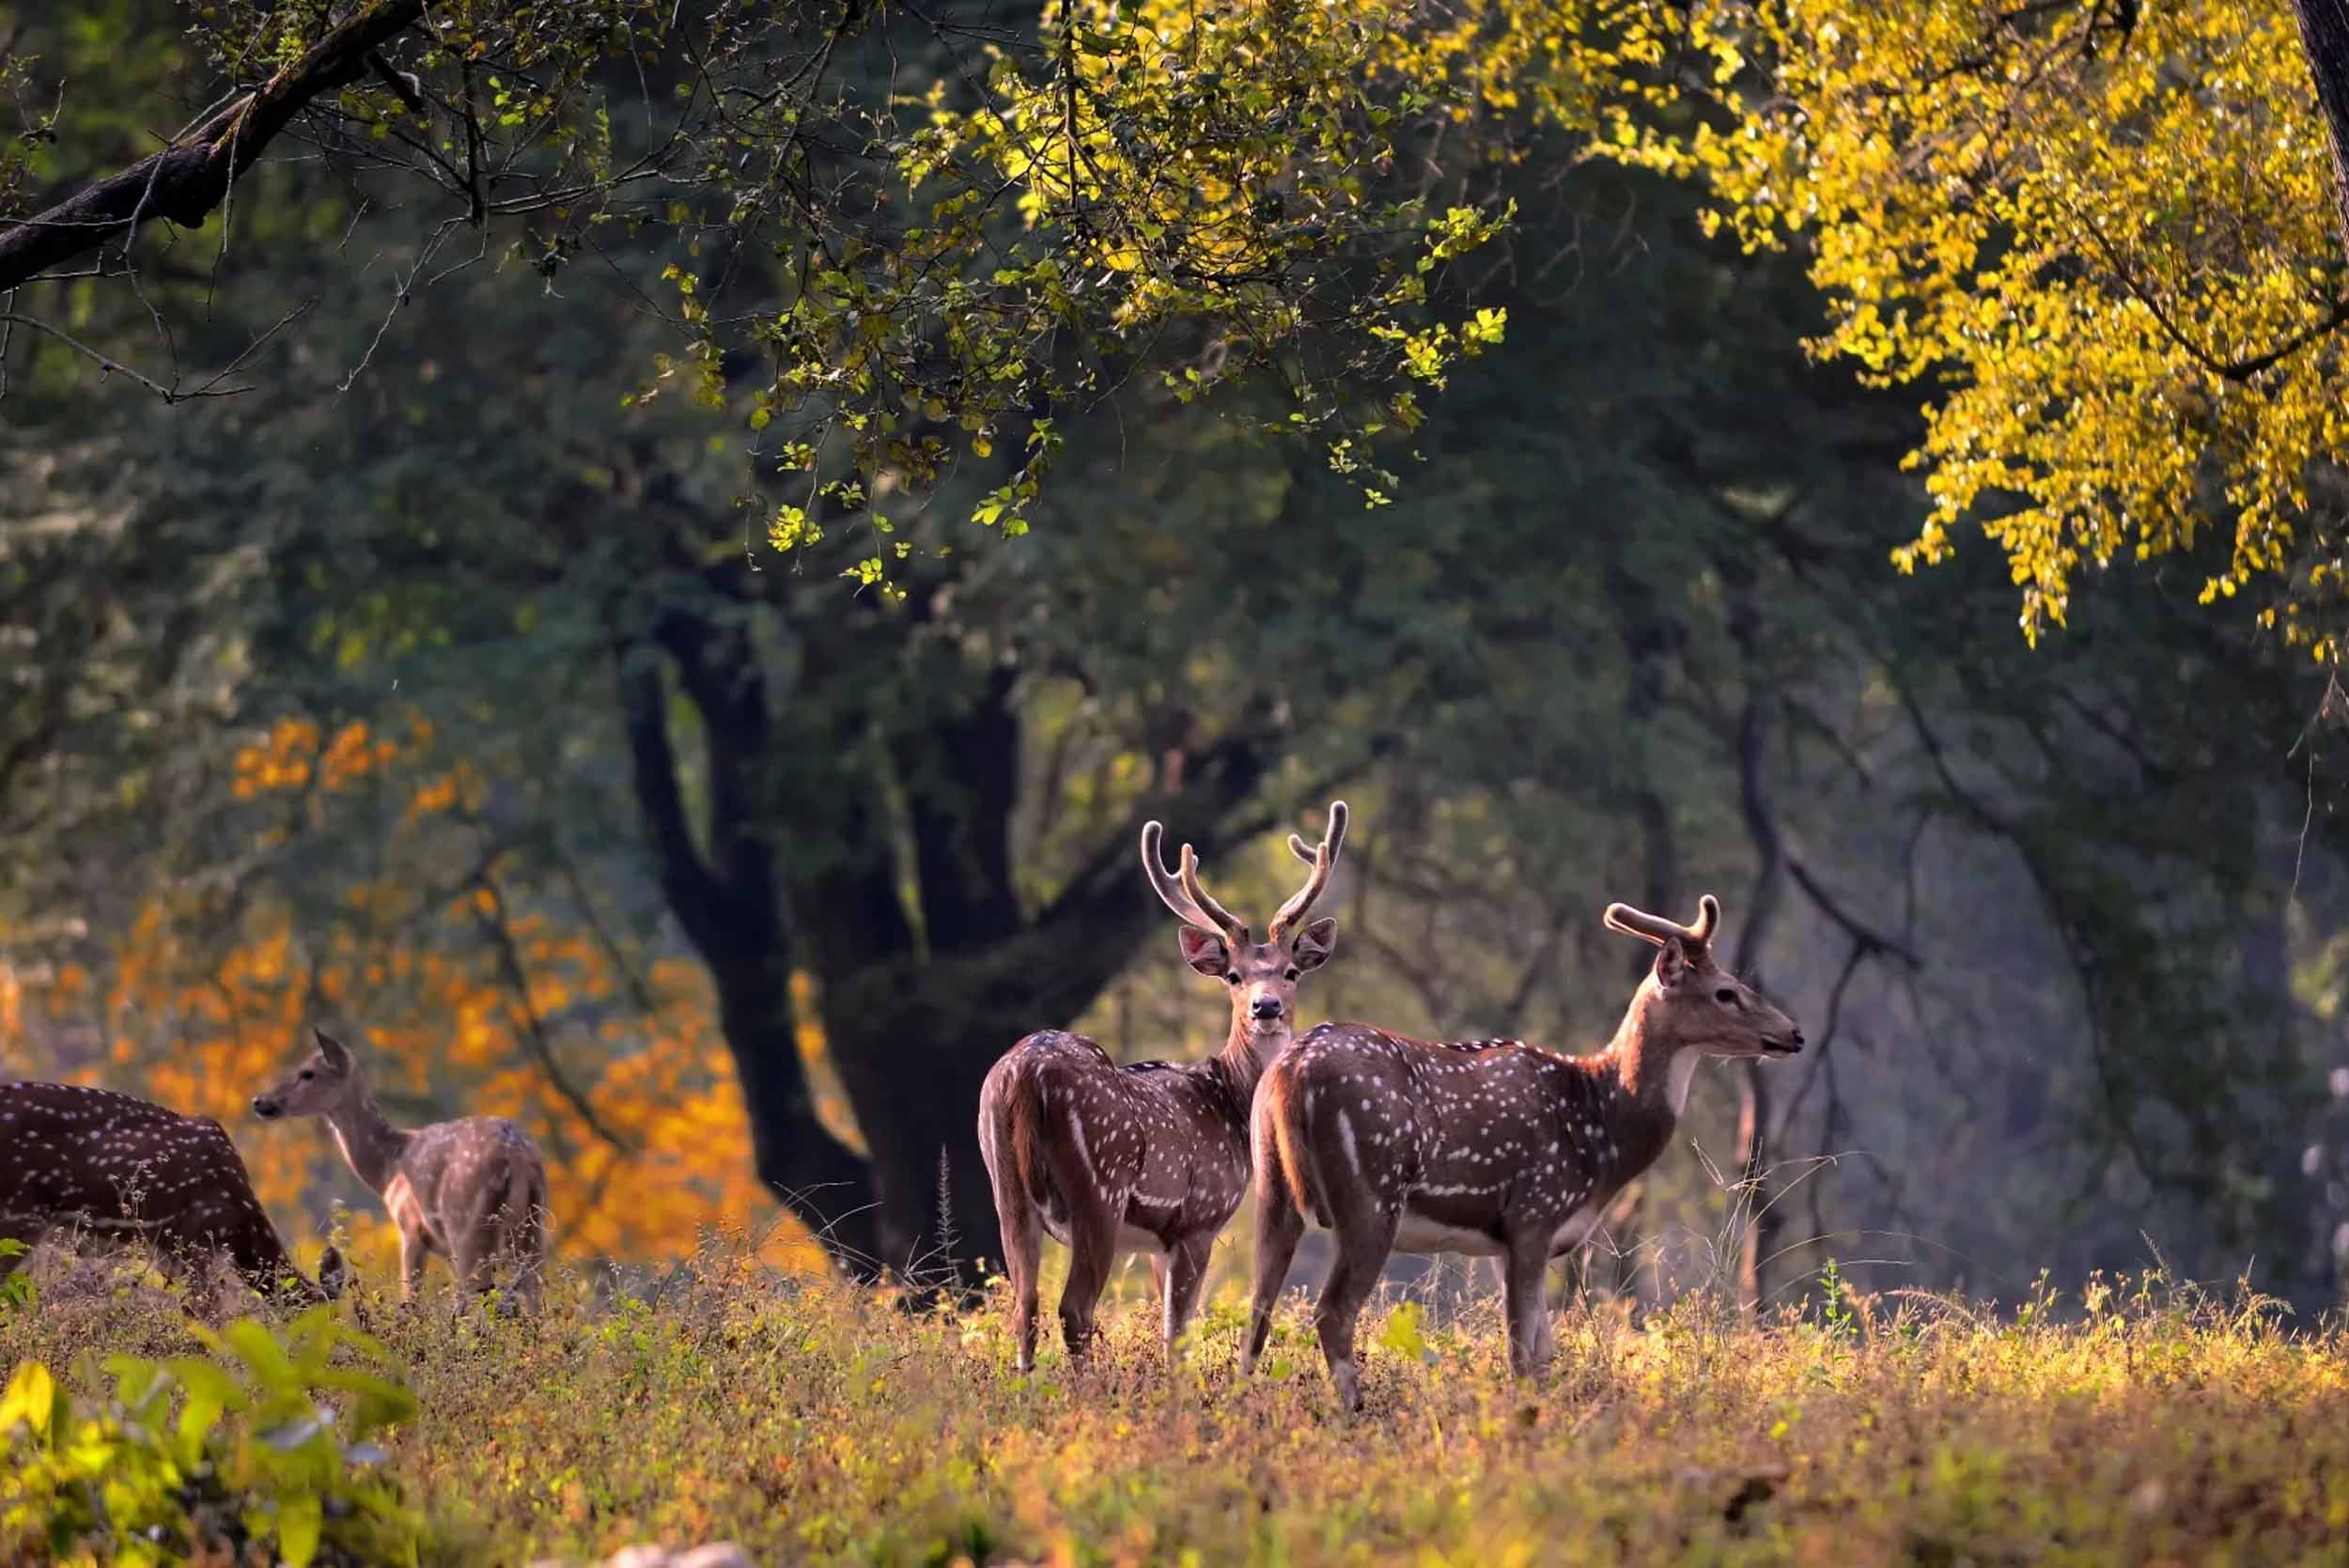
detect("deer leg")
[397,1222,429,1305]
[506,1229,546,1314]
[1055,1193,1121,1366]
[1312,1201,1401,1417]
[1241,1175,1307,1375]
[499,1179,548,1314]
[1533,1263,1562,1368]
[453,1229,499,1309]
[1501,1229,1555,1380]
[982,1169,1038,1361]
[1161,1234,1213,1360]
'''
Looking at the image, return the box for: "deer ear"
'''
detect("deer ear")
[1655,936,1693,988]
[1291,917,1338,971]
[313,1030,350,1069]
[1176,926,1232,977]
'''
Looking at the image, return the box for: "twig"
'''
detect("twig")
[0,310,241,401]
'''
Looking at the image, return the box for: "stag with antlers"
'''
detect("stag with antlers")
[1244,893,1803,1412]
[978,801,1349,1371]
[0,1080,345,1306]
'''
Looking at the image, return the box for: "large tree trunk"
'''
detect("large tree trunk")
[817,971,1038,1288]
[1729,679,1787,1315]
[2290,0,2349,256]
[619,576,1277,1291]
[616,617,892,1278]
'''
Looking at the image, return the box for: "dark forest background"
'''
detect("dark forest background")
[9,0,2349,1317]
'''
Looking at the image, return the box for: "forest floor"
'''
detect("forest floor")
[4,1249,2348,1566]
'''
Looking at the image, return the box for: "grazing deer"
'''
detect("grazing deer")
[252,1029,549,1311]
[0,1080,345,1306]
[1244,893,1802,1412]
[978,801,1349,1371]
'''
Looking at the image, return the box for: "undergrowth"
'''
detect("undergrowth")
[4,1245,2346,1566]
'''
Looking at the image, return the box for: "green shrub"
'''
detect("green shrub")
[1,1306,421,1567]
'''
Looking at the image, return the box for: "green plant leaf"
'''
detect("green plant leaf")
[278,1491,323,1568]
[0,1359,55,1439]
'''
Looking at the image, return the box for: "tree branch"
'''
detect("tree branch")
[468,868,636,1156]
[616,646,731,955]
[0,2,429,292]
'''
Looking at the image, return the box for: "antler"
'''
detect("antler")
[1602,893,1720,949]
[1141,820,1248,944]
[1270,800,1349,941]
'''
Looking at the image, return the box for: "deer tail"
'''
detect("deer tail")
[988,1056,1052,1213]
[978,1051,1050,1293]
[1257,1069,1323,1226]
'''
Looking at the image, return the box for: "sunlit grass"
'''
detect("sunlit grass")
[5,1241,2347,1566]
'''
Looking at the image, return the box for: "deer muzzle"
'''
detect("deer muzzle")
[251,1094,283,1119]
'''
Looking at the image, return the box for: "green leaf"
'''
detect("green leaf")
[278,1491,323,1568]
[1377,1301,1433,1363]
[315,1368,419,1436]
[219,1318,300,1389]
[0,1359,55,1439]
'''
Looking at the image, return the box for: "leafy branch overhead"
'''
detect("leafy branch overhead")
[14,0,2349,644]
[4,0,1548,573]
[1637,0,2349,656]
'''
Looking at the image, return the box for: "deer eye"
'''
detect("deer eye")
[1283,968,1300,982]
[1224,972,1240,985]
[1714,987,1737,1005]
[299,1069,315,1080]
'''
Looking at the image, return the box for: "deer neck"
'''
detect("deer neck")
[1213,1017,1287,1104]
[1603,986,1703,1124]
[323,1085,414,1196]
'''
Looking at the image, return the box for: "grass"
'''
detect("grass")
[5,1243,2349,1566]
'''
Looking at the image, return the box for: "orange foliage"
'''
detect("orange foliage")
[5,708,828,1281]
[230,714,420,799]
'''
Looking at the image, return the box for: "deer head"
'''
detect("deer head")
[315,1244,350,1300]
[251,1029,362,1121]
[1604,894,1804,1059]
[1141,800,1347,1043]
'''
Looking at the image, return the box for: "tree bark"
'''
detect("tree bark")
[1729,691,1786,1316]
[805,721,1275,1291]
[0,3,428,294]
[615,632,885,1276]
[619,579,1280,1291]
[2290,0,2349,257]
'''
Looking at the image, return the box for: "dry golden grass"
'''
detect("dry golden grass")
[5,1242,2348,1566]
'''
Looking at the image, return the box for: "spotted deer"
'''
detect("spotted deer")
[1244,893,1803,1411]
[0,1080,345,1305]
[978,800,1348,1371]
[252,1029,549,1311]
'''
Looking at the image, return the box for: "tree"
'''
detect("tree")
[4,163,1450,1286]
[0,0,1538,548]
[1647,0,2349,655]
[8,712,794,1274]
[11,0,2349,1313]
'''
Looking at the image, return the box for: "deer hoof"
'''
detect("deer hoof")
[1330,1362,1361,1416]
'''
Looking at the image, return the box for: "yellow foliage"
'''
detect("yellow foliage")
[1164,0,2347,648]
[1637,0,2349,650]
